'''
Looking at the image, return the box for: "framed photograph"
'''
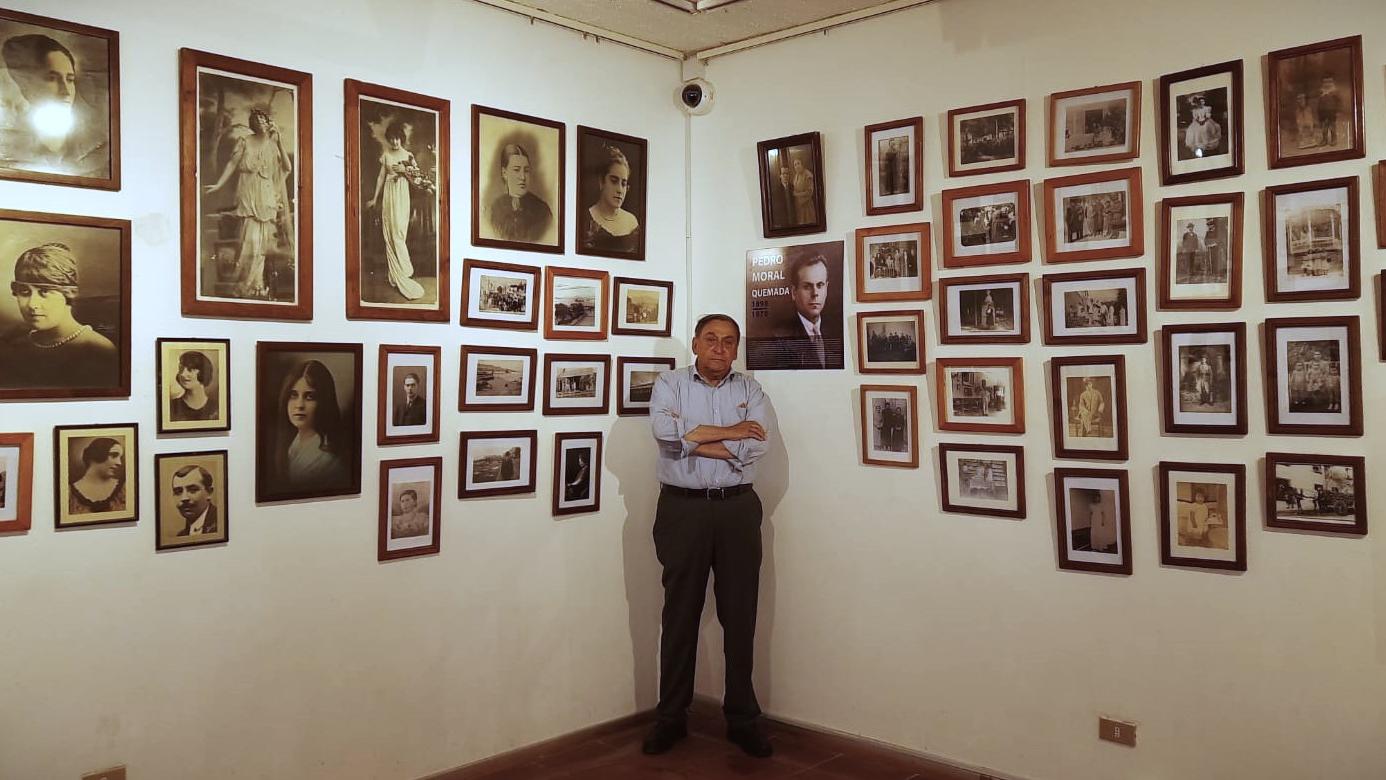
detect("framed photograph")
[947,99,1025,177]
[937,272,1029,345]
[1158,60,1244,185]
[864,116,923,215]
[860,384,918,468]
[1160,323,1246,435]
[941,180,1031,268]
[616,356,676,416]
[180,49,312,320]
[377,344,440,446]
[1041,268,1146,345]
[1263,316,1361,436]
[1160,461,1246,570]
[459,257,540,331]
[611,276,672,337]
[459,430,537,499]
[378,456,441,561]
[345,79,449,321]
[155,338,231,434]
[0,209,129,400]
[545,266,609,340]
[0,9,118,189]
[553,432,602,516]
[154,450,228,551]
[938,442,1025,519]
[856,309,925,374]
[1048,81,1141,167]
[1159,193,1243,310]
[1050,355,1127,461]
[747,240,846,370]
[0,432,34,533]
[1380,272,1386,362]
[1265,452,1366,535]
[471,104,563,253]
[1054,467,1131,575]
[1374,161,1385,249]
[935,357,1024,434]
[53,422,137,528]
[757,131,825,238]
[1043,167,1143,263]
[1262,177,1359,302]
[254,342,363,503]
[1265,35,1364,169]
[854,224,930,302]
[576,125,646,260]
[543,353,611,416]
[459,345,536,412]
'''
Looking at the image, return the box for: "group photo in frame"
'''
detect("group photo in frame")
[1159,461,1246,571]
[542,353,611,416]
[153,449,228,551]
[1041,268,1147,345]
[859,384,919,468]
[1264,452,1366,535]
[856,309,925,374]
[53,422,137,528]
[553,431,602,516]
[757,131,825,238]
[1158,193,1243,310]
[1048,81,1141,167]
[937,442,1025,519]
[611,276,672,337]
[1263,316,1362,437]
[1262,176,1359,302]
[1049,355,1128,461]
[155,337,231,434]
[940,179,1031,268]
[1160,322,1248,436]
[854,223,930,302]
[1157,60,1244,185]
[458,430,537,499]
[378,456,441,561]
[576,125,647,260]
[615,356,675,416]
[747,240,846,371]
[947,98,1025,178]
[863,116,923,216]
[937,273,1030,345]
[1265,35,1365,169]
[377,344,440,446]
[1054,467,1132,575]
[545,265,609,340]
[1043,167,1143,263]
[254,341,363,503]
[0,432,34,533]
[471,104,564,253]
[935,357,1025,434]
[459,257,539,331]
[459,344,537,412]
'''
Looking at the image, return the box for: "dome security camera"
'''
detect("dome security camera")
[677,78,714,116]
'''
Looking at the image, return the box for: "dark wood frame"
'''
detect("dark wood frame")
[344,79,450,322]
[254,341,363,503]
[1380,271,1386,363]
[544,266,610,340]
[459,257,541,330]
[1049,355,1128,461]
[937,442,1026,519]
[458,430,538,498]
[154,337,232,434]
[1262,176,1360,303]
[1041,267,1147,345]
[946,98,1026,178]
[376,344,442,446]
[1157,60,1245,186]
[863,116,924,216]
[179,48,313,320]
[1374,161,1386,249]
[940,179,1032,268]
[576,125,648,260]
[459,345,538,412]
[470,104,565,254]
[542,353,612,416]
[1159,461,1247,570]
[937,272,1030,345]
[1159,322,1248,436]
[616,356,676,416]
[859,384,920,468]
[1264,452,1367,535]
[856,309,926,374]
[1263,316,1362,436]
[377,456,442,561]
[153,449,229,551]
[1265,35,1365,169]
[1047,81,1142,167]
[0,208,131,400]
[935,356,1025,434]
[0,432,35,533]
[1158,192,1244,310]
[611,276,673,337]
[854,222,931,302]
[1054,467,1132,575]
[53,422,138,528]
[552,431,603,516]
[757,131,826,238]
[0,9,120,189]
[1042,167,1144,263]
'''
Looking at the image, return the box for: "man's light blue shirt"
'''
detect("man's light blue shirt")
[649,365,770,489]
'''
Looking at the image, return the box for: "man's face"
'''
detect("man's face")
[790,261,828,322]
[398,492,416,515]
[172,471,211,520]
[692,319,739,378]
[403,377,418,402]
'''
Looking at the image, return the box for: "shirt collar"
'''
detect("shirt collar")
[188,506,210,534]
[796,312,821,336]
[691,364,738,386]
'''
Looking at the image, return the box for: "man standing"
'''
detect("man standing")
[171,464,218,537]
[393,372,426,426]
[643,313,773,759]
[770,253,842,370]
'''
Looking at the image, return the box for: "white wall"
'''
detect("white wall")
[0,1,685,778]
[691,0,1386,778]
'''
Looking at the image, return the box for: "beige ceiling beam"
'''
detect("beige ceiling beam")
[693,0,936,61]
[469,0,684,59]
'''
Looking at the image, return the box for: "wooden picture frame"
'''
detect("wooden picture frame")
[1264,452,1366,535]
[757,131,826,238]
[576,125,648,261]
[254,341,363,503]
[941,179,1031,268]
[377,344,441,446]
[860,384,919,468]
[1158,60,1245,185]
[1374,161,1386,249]
[856,309,925,374]
[0,432,35,533]
[154,449,228,551]
[53,422,138,528]
[616,356,676,416]
[459,430,538,499]
[1380,271,1386,363]
[1262,176,1360,303]
[1047,81,1141,167]
[459,257,540,331]
[155,338,231,434]
[378,456,442,561]
[935,356,1025,434]
[459,345,537,412]
[1160,322,1248,436]
[1043,167,1143,263]
[1041,267,1147,345]
[544,266,609,340]
[864,116,924,216]
[854,222,931,302]
[471,104,564,254]
[1263,316,1362,436]
[938,442,1025,519]
[946,99,1025,178]
[1265,35,1365,169]
[1159,461,1247,571]
[1049,355,1128,461]
[542,353,611,416]
[1054,467,1132,575]
[1158,193,1244,310]
[553,431,603,516]
[611,276,673,337]
[937,272,1030,345]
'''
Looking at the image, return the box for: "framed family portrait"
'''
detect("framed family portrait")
[0,9,118,189]
[947,99,1025,177]
[1041,268,1146,345]
[1049,355,1128,461]
[937,273,1029,345]
[856,309,925,374]
[154,450,228,551]
[1044,168,1143,263]
[0,432,34,533]
[616,356,675,416]
[255,341,363,503]
[543,353,611,416]
[757,131,825,238]
[53,422,137,528]
[459,344,536,412]
[1262,177,1359,302]
[860,384,918,468]
[1054,467,1131,575]
[611,276,672,337]
[155,338,231,434]
[180,48,312,320]
[377,344,440,446]
[1158,60,1244,185]
[935,357,1024,434]
[344,79,449,321]
[854,223,930,302]
[545,266,609,340]
[941,180,1031,268]
[939,443,1025,519]
[378,456,441,561]
[1265,35,1364,169]
[1265,452,1366,535]
[553,431,602,516]
[471,104,564,253]
[577,125,646,260]
[1160,461,1246,571]
[459,430,537,499]
[1048,81,1140,167]
[1263,316,1361,436]
[1161,323,1248,436]
[1159,193,1243,310]
[0,208,129,400]
[459,257,540,330]
[747,241,846,370]
[863,116,923,216]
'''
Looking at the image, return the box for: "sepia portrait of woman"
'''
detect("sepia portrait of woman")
[68,436,125,514]
[203,107,292,300]
[3,241,116,389]
[365,119,425,300]
[0,25,110,181]
[169,349,217,422]
[488,142,552,243]
[582,145,639,255]
[275,359,349,490]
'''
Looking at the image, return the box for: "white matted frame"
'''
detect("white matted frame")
[938,442,1025,519]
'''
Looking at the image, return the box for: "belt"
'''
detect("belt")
[661,483,753,500]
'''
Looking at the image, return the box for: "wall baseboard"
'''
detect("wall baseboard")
[419,709,655,780]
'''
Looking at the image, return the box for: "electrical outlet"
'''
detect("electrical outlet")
[81,766,126,780]
[1099,717,1137,747]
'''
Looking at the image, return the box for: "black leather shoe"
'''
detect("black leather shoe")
[727,723,773,758]
[641,720,688,755]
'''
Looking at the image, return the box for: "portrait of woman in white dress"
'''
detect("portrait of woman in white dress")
[365,119,425,301]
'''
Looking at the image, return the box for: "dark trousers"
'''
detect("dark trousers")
[653,487,763,727]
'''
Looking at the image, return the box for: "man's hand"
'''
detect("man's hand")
[722,420,767,441]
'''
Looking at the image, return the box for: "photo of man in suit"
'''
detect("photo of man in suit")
[393,371,426,427]
[171,464,218,537]
[768,253,844,370]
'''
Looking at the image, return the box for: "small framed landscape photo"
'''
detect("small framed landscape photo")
[864,116,923,216]
[938,442,1025,519]
[1049,355,1127,461]
[576,125,647,260]
[471,104,564,253]
[1048,81,1141,167]
[0,432,34,534]
[156,338,231,434]
[937,273,1029,345]
[545,266,609,340]
[757,131,825,238]
[54,422,137,528]
[1265,35,1364,169]
[616,356,675,416]
[1265,452,1366,535]
[1054,467,1131,575]
[1159,193,1243,310]
[459,258,540,330]
[856,310,925,374]
[255,342,363,503]
[854,223,930,302]
[543,353,611,416]
[611,276,672,337]
[947,99,1025,177]
[935,357,1024,434]
[860,384,918,468]
[1264,316,1361,436]
[941,180,1031,268]
[1158,60,1244,185]
[1041,268,1146,345]
[378,344,440,445]
[459,430,537,499]
[378,456,441,561]
[1043,168,1143,263]
[459,345,536,412]
[1262,177,1359,303]
[1161,323,1247,435]
[154,450,228,551]
[1160,461,1246,571]
[553,431,602,516]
